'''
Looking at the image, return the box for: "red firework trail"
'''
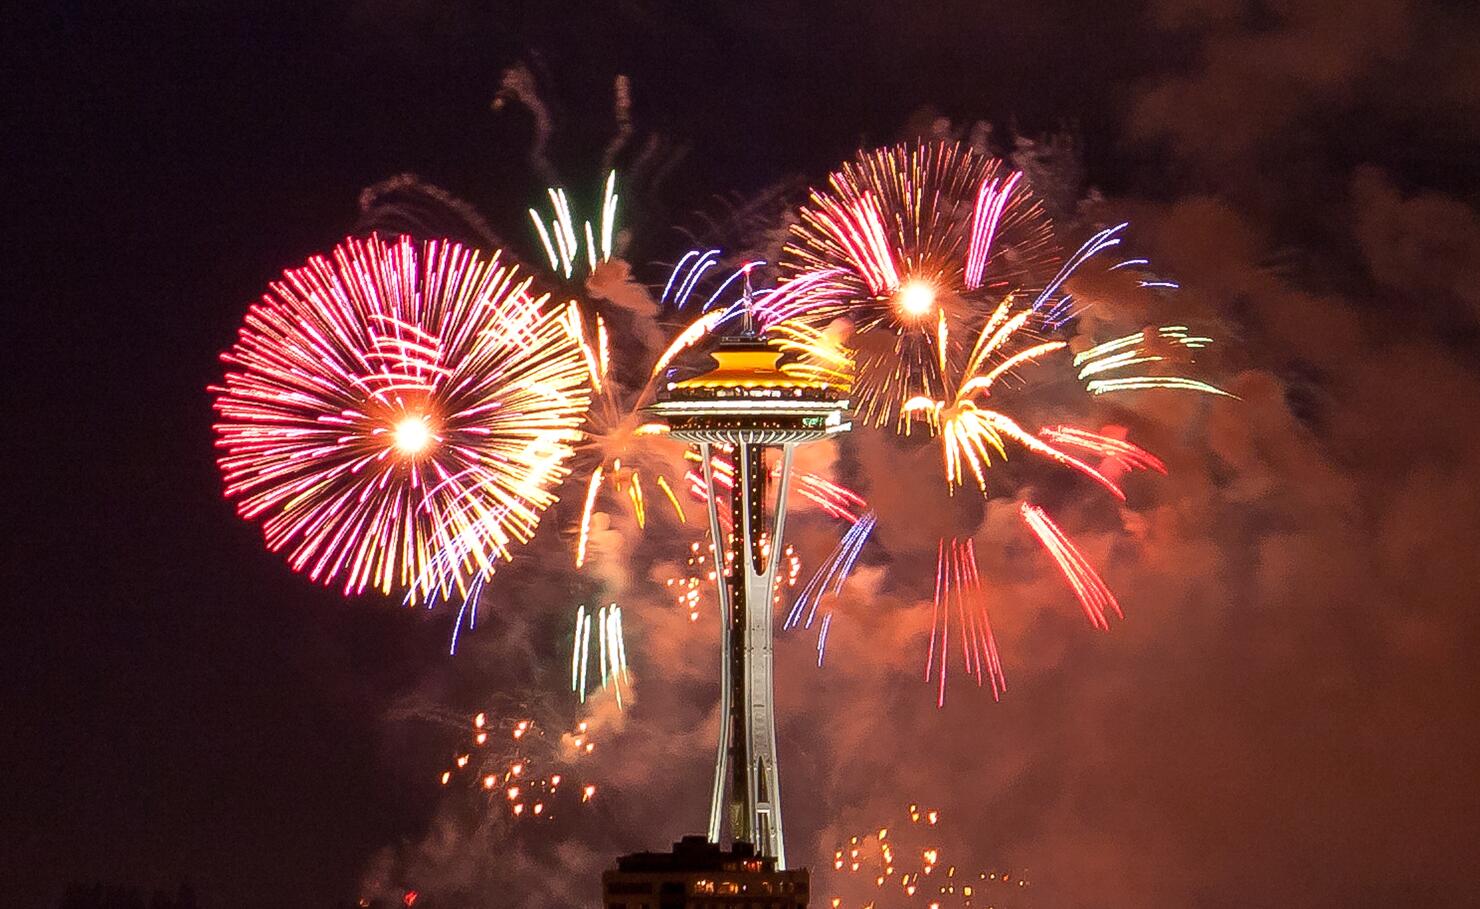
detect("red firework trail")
[1036,425,1168,474]
[1019,503,1123,630]
[926,538,1005,707]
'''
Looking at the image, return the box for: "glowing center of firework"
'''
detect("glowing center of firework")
[392,415,434,455]
[896,280,937,318]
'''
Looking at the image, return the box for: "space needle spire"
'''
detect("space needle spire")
[739,267,757,337]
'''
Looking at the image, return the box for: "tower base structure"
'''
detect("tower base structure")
[602,835,810,908]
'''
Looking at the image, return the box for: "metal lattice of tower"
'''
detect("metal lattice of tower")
[647,304,851,867]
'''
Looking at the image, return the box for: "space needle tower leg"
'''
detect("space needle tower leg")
[700,443,732,844]
[697,441,795,867]
[738,442,794,867]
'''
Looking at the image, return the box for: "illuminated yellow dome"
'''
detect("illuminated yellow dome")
[670,342,837,391]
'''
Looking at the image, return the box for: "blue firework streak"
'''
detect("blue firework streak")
[447,574,485,656]
[403,541,491,656]
[785,513,878,665]
[661,248,770,314]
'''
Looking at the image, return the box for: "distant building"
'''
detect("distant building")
[602,835,809,908]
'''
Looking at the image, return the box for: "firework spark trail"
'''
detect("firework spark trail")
[897,307,1125,499]
[925,538,1005,707]
[574,467,605,569]
[661,249,722,308]
[1031,222,1128,327]
[401,502,517,625]
[437,709,601,823]
[660,249,701,303]
[980,411,1126,501]
[1019,503,1122,630]
[561,303,718,569]
[529,172,619,279]
[785,513,877,630]
[809,191,900,296]
[964,171,1023,290]
[446,574,484,656]
[1074,325,1232,397]
[1037,426,1167,474]
[571,604,629,708]
[750,267,849,329]
[652,311,727,377]
[605,605,630,696]
[784,513,876,666]
[210,236,590,602]
[1073,324,1211,368]
[571,606,591,698]
[1087,375,1234,396]
[827,803,1033,906]
[795,473,869,523]
[768,312,856,389]
[409,518,520,656]
[816,613,833,667]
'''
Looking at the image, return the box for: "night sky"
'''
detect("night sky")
[11,2,1480,907]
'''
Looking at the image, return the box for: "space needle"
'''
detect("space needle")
[647,284,851,867]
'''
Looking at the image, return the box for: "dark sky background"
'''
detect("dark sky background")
[10,1,1480,907]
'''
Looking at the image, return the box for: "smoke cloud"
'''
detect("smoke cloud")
[360,4,1480,907]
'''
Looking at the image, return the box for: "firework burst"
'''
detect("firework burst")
[780,141,1057,426]
[563,303,721,568]
[211,235,591,602]
[777,141,1232,701]
[896,297,1125,498]
[780,140,1229,427]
